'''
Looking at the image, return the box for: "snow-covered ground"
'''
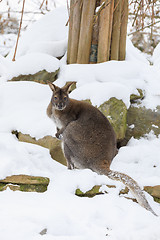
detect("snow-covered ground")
[0,5,160,240]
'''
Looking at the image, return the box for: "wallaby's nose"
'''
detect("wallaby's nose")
[58,102,64,109]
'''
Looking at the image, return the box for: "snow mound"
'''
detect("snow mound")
[28,39,67,57]
[6,53,60,80]
[70,81,131,108]
[7,7,68,59]
[0,81,55,139]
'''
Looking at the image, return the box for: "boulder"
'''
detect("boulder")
[144,185,160,203]
[9,69,59,84]
[75,185,116,198]
[0,175,49,193]
[75,185,103,198]
[98,97,127,140]
[18,132,67,166]
[121,105,160,145]
[75,184,160,204]
[130,88,144,103]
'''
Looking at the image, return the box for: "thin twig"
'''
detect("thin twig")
[129,12,160,19]
[65,0,82,26]
[93,0,111,23]
[12,0,26,61]
[67,0,70,15]
[40,0,45,9]
[0,10,45,14]
[113,0,122,12]
[128,19,160,36]
[65,0,70,25]
[132,1,141,27]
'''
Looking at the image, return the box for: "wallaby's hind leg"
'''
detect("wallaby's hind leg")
[63,142,75,170]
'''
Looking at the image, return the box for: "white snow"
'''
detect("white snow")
[7,6,68,60]
[0,4,160,240]
[112,134,160,187]
[70,81,131,108]
[56,38,160,110]
[0,0,67,56]
[6,53,60,80]
[0,81,55,139]
[28,39,68,58]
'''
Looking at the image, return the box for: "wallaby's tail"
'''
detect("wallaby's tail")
[105,169,157,216]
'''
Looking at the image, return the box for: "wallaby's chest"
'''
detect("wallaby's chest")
[52,115,63,129]
[50,103,79,130]
[51,108,71,129]
[51,111,63,129]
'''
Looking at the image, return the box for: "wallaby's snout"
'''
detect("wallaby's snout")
[57,102,65,110]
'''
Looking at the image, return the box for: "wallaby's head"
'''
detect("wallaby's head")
[48,82,75,110]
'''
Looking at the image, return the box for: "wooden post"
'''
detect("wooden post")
[119,0,128,60]
[67,0,128,65]
[110,0,122,60]
[67,0,82,64]
[77,0,97,64]
[108,0,114,59]
[97,0,111,63]
[90,0,100,63]
[67,0,74,64]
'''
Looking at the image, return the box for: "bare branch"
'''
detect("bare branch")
[12,0,26,61]
[128,19,160,36]
[40,0,45,9]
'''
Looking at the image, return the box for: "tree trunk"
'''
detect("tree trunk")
[119,0,128,60]
[67,0,128,64]
[108,0,114,59]
[90,0,100,63]
[67,0,82,64]
[110,0,122,60]
[77,0,97,64]
[67,0,74,64]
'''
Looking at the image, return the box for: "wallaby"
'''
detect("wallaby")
[47,82,157,216]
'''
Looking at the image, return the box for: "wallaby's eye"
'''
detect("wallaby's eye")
[64,96,67,101]
[54,96,58,100]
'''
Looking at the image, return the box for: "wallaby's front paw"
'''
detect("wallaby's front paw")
[55,132,63,140]
[67,162,74,170]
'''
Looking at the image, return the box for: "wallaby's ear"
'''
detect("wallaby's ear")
[62,82,76,94]
[48,82,58,92]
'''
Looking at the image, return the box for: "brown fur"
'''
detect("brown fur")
[47,82,157,216]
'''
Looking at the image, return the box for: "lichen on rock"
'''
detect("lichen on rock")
[9,69,59,84]
[121,105,160,145]
[0,175,50,193]
[98,97,127,140]
[17,132,67,166]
